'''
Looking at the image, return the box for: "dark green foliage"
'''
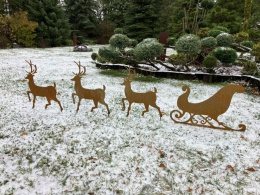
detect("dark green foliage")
[123,0,162,41]
[216,33,234,47]
[167,37,176,46]
[175,34,201,55]
[26,0,71,47]
[109,34,131,50]
[242,61,258,72]
[198,27,210,38]
[212,26,229,33]
[201,37,217,50]
[234,32,249,43]
[91,52,98,60]
[114,28,123,34]
[133,38,164,62]
[203,55,218,68]
[97,21,116,44]
[201,0,214,10]
[212,47,238,64]
[241,41,254,48]
[208,29,223,37]
[130,39,138,47]
[98,47,121,63]
[65,0,99,38]
[250,42,260,61]
[168,53,186,65]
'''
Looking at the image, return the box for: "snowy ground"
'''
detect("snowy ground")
[0,46,259,194]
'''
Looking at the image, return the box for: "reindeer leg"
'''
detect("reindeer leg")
[151,103,162,119]
[32,95,36,109]
[142,104,149,116]
[45,97,51,109]
[76,98,81,112]
[53,97,63,112]
[91,100,98,112]
[122,98,127,111]
[27,91,32,102]
[99,100,110,116]
[72,93,77,104]
[127,102,132,117]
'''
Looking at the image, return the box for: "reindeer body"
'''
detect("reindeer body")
[25,60,63,111]
[121,68,162,118]
[71,61,110,115]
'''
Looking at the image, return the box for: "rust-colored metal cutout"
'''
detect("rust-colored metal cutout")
[121,67,162,119]
[25,60,63,111]
[71,61,110,115]
[170,84,246,131]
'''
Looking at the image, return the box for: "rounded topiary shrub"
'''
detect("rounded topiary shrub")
[114,28,123,34]
[241,41,254,48]
[234,32,249,43]
[133,38,164,62]
[212,47,238,65]
[168,53,186,65]
[201,37,217,50]
[213,26,229,33]
[130,39,138,47]
[175,34,201,55]
[167,37,176,46]
[203,55,218,69]
[91,52,98,60]
[98,47,121,63]
[216,33,234,47]
[109,34,131,50]
[208,29,223,37]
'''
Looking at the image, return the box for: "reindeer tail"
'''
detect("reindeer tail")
[154,87,157,93]
[103,85,106,91]
[53,82,56,88]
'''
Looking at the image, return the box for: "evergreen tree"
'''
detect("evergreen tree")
[65,0,98,38]
[123,0,162,41]
[26,0,71,47]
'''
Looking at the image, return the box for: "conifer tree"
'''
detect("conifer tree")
[65,0,98,38]
[26,0,70,47]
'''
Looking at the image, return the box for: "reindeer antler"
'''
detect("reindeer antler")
[25,60,37,74]
[125,66,136,81]
[73,61,86,76]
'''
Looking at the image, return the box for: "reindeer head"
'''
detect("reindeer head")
[121,67,136,86]
[71,61,86,82]
[25,60,37,80]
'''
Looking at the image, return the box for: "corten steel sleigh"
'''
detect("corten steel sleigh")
[25,60,63,111]
[121,67,162,118]
[71,61,110,115]
[170,84,246,131]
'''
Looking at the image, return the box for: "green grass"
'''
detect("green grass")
[99,69,163,83]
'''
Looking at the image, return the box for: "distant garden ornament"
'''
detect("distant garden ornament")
[121,67,162,119]
[71,61,110,115]
[170,84,246,131]
[25,60,63,111]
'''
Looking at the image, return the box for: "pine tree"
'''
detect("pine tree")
[123,0,162,41]
[26,0,71,47]
[65,0,98,38]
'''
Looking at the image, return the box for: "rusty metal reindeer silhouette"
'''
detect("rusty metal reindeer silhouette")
[25,60,63,111]
[170,84,246,131]
[71,61,110,115]
[121,67,162,118]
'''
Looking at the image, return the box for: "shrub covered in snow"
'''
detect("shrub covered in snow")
[109,34,131,50]
[216,33,234,47]
[175,34,201,55]
[212,47,237,65]
[201,37,217,50]
[203,55,218,69]
[98,47,121,63]
[133,38,164,62]
[240,41,254,48]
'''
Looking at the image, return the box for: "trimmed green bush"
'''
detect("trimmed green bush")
[201,37,217,50]
[133,38,164,62]
[175,34,201,55]
[167,37,176,46]
[208,29,223,37]
[198,27,210,38]
[203,55,218,69]
[212,47,238,65]
[234,32,249,43]
[241,41,254,48]
[216,33,234,47]
[91,53,98,60]
[98,47,121,63]
[114,28,123,34]
[130,39,138,47]
[250,42,260,62]
[109,34,131,50]
[213,26,229,33]
[168,53,186,65]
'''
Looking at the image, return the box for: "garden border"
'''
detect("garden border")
[95,62,260,90]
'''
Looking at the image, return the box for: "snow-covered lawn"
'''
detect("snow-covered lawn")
[0,46,259,194]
